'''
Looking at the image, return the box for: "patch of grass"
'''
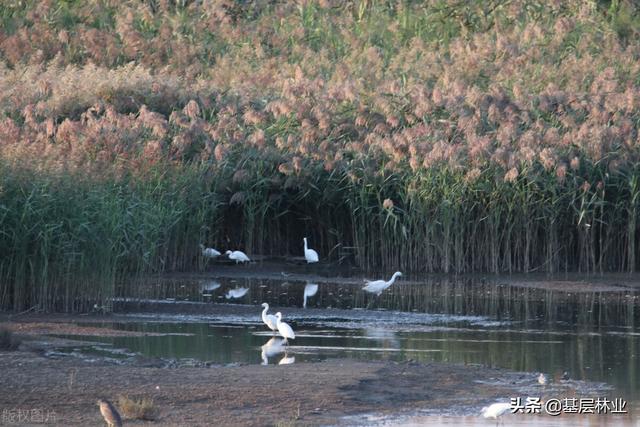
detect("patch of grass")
[117,395,159,421]
[0,327,21,351]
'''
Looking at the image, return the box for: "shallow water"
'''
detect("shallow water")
[55,274,640,419]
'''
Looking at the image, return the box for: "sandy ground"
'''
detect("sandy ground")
[0,345,563,427]
[0,314,625,427]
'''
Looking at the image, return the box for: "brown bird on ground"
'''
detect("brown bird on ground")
[97,399,122,427]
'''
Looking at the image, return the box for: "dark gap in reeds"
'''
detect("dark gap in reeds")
[2,1,640,312]
[2,157,640,312]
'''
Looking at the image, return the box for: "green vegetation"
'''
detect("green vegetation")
[1,1,640,311]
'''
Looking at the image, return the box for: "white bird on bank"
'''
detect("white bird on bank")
[225,287,249,299]
[481,402,511,422]
[538,373,548,386]
[199,244,221,258]
[303,283,318,308]
[303,237,319,263]
[362,271,402,296]
[225,250,251,264]
[261,303,278,333]
[275,312,295,343]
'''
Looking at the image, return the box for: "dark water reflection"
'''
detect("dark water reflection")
[52,275,639,413]
[127,275,640,328]
[60,316,639,404]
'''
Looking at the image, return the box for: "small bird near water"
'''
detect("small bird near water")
[303,237,319,263]
[275,312,295,343]
[199,244,221,258]
[362,271,402,296]
[97,399,122,427]
[225,250,250,264]
[538,372,548,385]
[261,302,278,333]
[481,402,511,424]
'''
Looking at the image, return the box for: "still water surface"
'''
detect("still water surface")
[55,275,640,418]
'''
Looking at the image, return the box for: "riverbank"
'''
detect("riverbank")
[0,312,627,426]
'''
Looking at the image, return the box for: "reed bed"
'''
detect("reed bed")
[1,1,640,311]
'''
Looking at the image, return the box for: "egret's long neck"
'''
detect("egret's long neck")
[261,305,268,319]
[388,273,399,285]
[304,239,308,251]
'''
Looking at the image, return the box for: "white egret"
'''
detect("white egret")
[225,250,251,264]
[261,302,278,333]
[538,373,548,385]
[199,244,221,258]
[303,237,319,263]
[481,402,511,422]
[275,312,295,343]
[225,287,249,299]
[303,283,319,308]
[362,271,402,296]
[260,337,286,365]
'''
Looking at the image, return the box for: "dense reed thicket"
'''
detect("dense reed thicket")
[2,0,640,311]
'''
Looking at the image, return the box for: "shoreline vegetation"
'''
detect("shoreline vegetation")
[2,1,640,311]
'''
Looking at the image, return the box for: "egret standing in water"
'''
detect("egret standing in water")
[481,402,511,424]
[225,250,250,264]
[275,312,295,343]
[362,271,402,296]
[261,303,278,334]
[199,244,221,258]
[303,237,319,263]
[303,283,319,308]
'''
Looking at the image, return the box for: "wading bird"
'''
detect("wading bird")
[261,302,278,333]
[199,244,221,258]
[481,402,511,424]
[97,399,122,427]
[275,312,295,343]
[362,271,402,296]
[303,237,319,263]
[303,283,318,308]
[225,250,250,264]
[538,372,548,385]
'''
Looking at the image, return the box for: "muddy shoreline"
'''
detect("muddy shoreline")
[1,269,638,426]
[0,311,624,426]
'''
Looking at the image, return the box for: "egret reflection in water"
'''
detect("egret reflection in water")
[278,354,295,365]
[260,337,286,365]
[225,287,249,299]
[303,283,319,308]
[200,280,221,296]
[364,328,400,348]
